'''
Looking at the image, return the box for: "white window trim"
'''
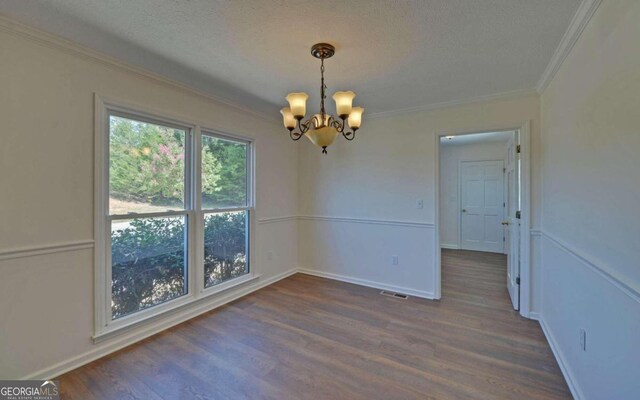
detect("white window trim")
[93,94,256,341]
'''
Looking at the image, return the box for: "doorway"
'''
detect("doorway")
[434,122,531,317]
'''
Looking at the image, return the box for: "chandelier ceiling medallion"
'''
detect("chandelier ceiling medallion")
[280,43,364,154]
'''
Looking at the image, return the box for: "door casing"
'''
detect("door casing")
[434,121,532,318]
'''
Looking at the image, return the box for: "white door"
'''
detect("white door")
[505,134,520,310]
[460,160,504,253]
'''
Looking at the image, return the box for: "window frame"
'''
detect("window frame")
[94,95,256,340]
[198,130,254,294]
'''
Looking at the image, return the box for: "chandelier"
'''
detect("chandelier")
[280,43,364,154]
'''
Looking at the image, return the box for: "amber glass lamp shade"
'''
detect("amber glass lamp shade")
[280,107,296,129]
[348,107,364,129]
[332,91,356,118]
[285,92,309,118]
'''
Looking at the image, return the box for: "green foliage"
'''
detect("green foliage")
[111,213,247,319]
[204,212,247,287]
[202,136,247,208]
[111,217,186,318]
[109,117,185,206]
[109,117,247,209]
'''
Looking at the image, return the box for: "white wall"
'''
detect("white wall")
[0,20,299,379]
[298,94,541,303]
[13,3,640,391]
[539,0,640,398]
[439,140,509,249]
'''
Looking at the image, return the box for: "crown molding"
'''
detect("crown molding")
[0,13,279,124]
[536,0,602,93]
[0,1,598,125]
[366,88,538,120]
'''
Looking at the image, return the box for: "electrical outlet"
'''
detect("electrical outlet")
[392,255,399,265]
[267,250,274,261]
[579,329,587,351]
[416,199,424,209]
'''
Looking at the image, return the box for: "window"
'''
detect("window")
[201,135,250,288]
[95,99,253,336]
[108,115,189,320]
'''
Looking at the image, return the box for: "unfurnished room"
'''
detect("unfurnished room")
[0,1,638,399]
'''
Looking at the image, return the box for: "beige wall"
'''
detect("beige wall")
[541,0,640,289]
[8,2,639,392]
[0,23,298,378]
[538,1,640,398]
[298,93,541,305]
[299,94,541,226]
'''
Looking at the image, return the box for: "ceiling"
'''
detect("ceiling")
[440,131,514,146]
[0,0,582,117]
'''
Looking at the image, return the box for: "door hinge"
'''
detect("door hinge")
[516,145,521,154]
[503,202,505,207]
[503,236,505,242]
[516,210,521,219]
[516,277,521,285]
[503,167,506,173]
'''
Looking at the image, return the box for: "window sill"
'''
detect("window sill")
[92,273,260,344]
[201,272,256,296]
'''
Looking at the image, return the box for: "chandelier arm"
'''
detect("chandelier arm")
[342,128,358,141]
[298,118,312,134]
[330,118,345,133]
[288,129,304,141]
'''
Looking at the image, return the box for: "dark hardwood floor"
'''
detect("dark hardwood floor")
[58,249,571,399]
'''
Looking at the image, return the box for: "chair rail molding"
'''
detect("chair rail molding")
[540,230,640,303]
[257,216,298,224]
[0,240,94,261]
[298,215,435,229]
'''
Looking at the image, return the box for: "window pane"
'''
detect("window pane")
[111,216,187,319]
[109,115,186,215]
[201,135,247,209]
[204,211,249,288]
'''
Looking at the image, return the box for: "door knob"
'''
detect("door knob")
[501,221,509,226]
[462,209,467,213]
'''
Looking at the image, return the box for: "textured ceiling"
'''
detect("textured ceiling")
[0,0,581,117]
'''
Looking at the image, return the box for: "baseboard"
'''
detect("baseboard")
[440,243,459,250]
[538,317,583,400]
[528,311,541,320]
[23,268,298,380]
[297,268,435,300]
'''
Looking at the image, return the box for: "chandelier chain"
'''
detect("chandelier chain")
[320,58,326,122]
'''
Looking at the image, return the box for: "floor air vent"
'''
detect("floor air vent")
[380,290,409,300]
